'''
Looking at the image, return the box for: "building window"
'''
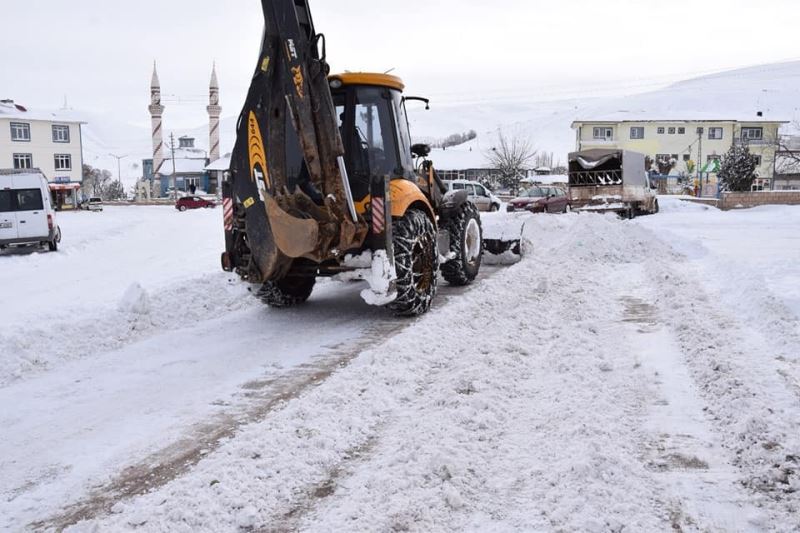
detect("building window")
[683,154,691,161]
[707,155,721,162]
[741,127,763,141]
[52,125,70,143]
[668,127,676,134]
[708,127,723,140]
[593,127,613,140]
[657,127,665,134]
[753,155,762,166]
[630,127,644,140]
[10,122,31,142]
[678,127,686,134]
[54,154,72,171]
[13,153,33,169]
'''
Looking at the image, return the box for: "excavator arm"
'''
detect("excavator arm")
[223,0,366,283]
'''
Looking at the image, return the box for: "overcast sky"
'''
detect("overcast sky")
[4,0,800,129]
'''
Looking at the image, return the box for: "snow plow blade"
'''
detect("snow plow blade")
[481,214,528,263]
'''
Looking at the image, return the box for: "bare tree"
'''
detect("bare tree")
[773,120,800,175]
[485,130,536,194]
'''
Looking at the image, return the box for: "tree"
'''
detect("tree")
[105,180,126,200]
[485,130,536,194]
[82,164,113,198]
[718,143,759,192]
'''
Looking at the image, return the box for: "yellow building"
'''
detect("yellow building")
[571,116,788,191]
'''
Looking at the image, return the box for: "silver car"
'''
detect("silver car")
[443,180,501,212]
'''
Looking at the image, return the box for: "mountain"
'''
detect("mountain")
[80,60,800,187]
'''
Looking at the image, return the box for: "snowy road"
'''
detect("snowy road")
[2,201,800,531]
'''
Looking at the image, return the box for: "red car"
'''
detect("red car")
[176,196,216,211]
[507,186,571,213]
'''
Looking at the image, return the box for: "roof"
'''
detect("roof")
[428,145,493,170]
[329,73,405,92]
[158,158,209,176]
[0,168,45,178]
[205,154,231,171]
[571,113,789,128]
[0,100,86,124]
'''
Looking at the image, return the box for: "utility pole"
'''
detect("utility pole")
[108,153,128,200]
[696,127,704,197]
[169,132,177,201]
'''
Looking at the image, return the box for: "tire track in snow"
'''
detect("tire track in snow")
[30,271,501,532]
[641,234,800,527]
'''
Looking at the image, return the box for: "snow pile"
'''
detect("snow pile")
[118,283,151,315]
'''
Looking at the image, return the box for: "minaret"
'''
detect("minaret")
[148,62,166,180]
[207,63,222,162]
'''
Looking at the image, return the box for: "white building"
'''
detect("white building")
[0,99,86,208]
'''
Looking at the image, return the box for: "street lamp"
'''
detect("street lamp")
[109,153,128,199]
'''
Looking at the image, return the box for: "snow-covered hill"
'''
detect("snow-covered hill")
[81,60,800,186]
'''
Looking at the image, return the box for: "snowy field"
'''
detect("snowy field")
[1,201,800,531]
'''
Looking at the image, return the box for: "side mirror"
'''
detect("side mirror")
[411,143,431,158]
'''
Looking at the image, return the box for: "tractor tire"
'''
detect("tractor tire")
[257,275,316,308]
[441,202,482,286]
[388,209,438,317]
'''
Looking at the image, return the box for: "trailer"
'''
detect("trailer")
[568,149,659,218]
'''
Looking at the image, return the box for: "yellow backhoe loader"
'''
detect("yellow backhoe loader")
[221,0,487,316]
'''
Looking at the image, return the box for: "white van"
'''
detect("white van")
[0,170,62,251]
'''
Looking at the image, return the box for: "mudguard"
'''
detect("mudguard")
[437,189,470,221]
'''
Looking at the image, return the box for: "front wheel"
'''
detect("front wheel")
[388,209,438,317]
[441,202,482,286]
[257,275,316,308]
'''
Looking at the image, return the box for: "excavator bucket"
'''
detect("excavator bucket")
[223,0,366,283]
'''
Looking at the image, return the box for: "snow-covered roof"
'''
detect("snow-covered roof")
[572,111,789,127]
[428,145,492,170]
[205,154,231,171]
[158,158,208,176]
[0,100,86,124]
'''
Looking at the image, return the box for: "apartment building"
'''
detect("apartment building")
[0,99,86,208]
[571,115,788,190]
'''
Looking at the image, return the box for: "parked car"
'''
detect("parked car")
[442,179,502,212]
[507,186,571,213]
[0,170,61,251]
[176,196,216,211]
[81,197,104,212]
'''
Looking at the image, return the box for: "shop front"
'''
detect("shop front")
[49,181,81,210]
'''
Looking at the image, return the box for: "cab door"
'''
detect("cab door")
[0,190,17,241]
[15,188,48,239]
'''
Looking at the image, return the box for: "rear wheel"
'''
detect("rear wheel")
[257,275,316,308]
[442,202,482,286]
[388,209,438,317]
[490,203,499,212]
[179,205,187,212]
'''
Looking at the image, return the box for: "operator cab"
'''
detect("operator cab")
[328,73,416,201]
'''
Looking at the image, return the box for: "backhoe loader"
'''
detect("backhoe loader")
[220,0,483,316]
